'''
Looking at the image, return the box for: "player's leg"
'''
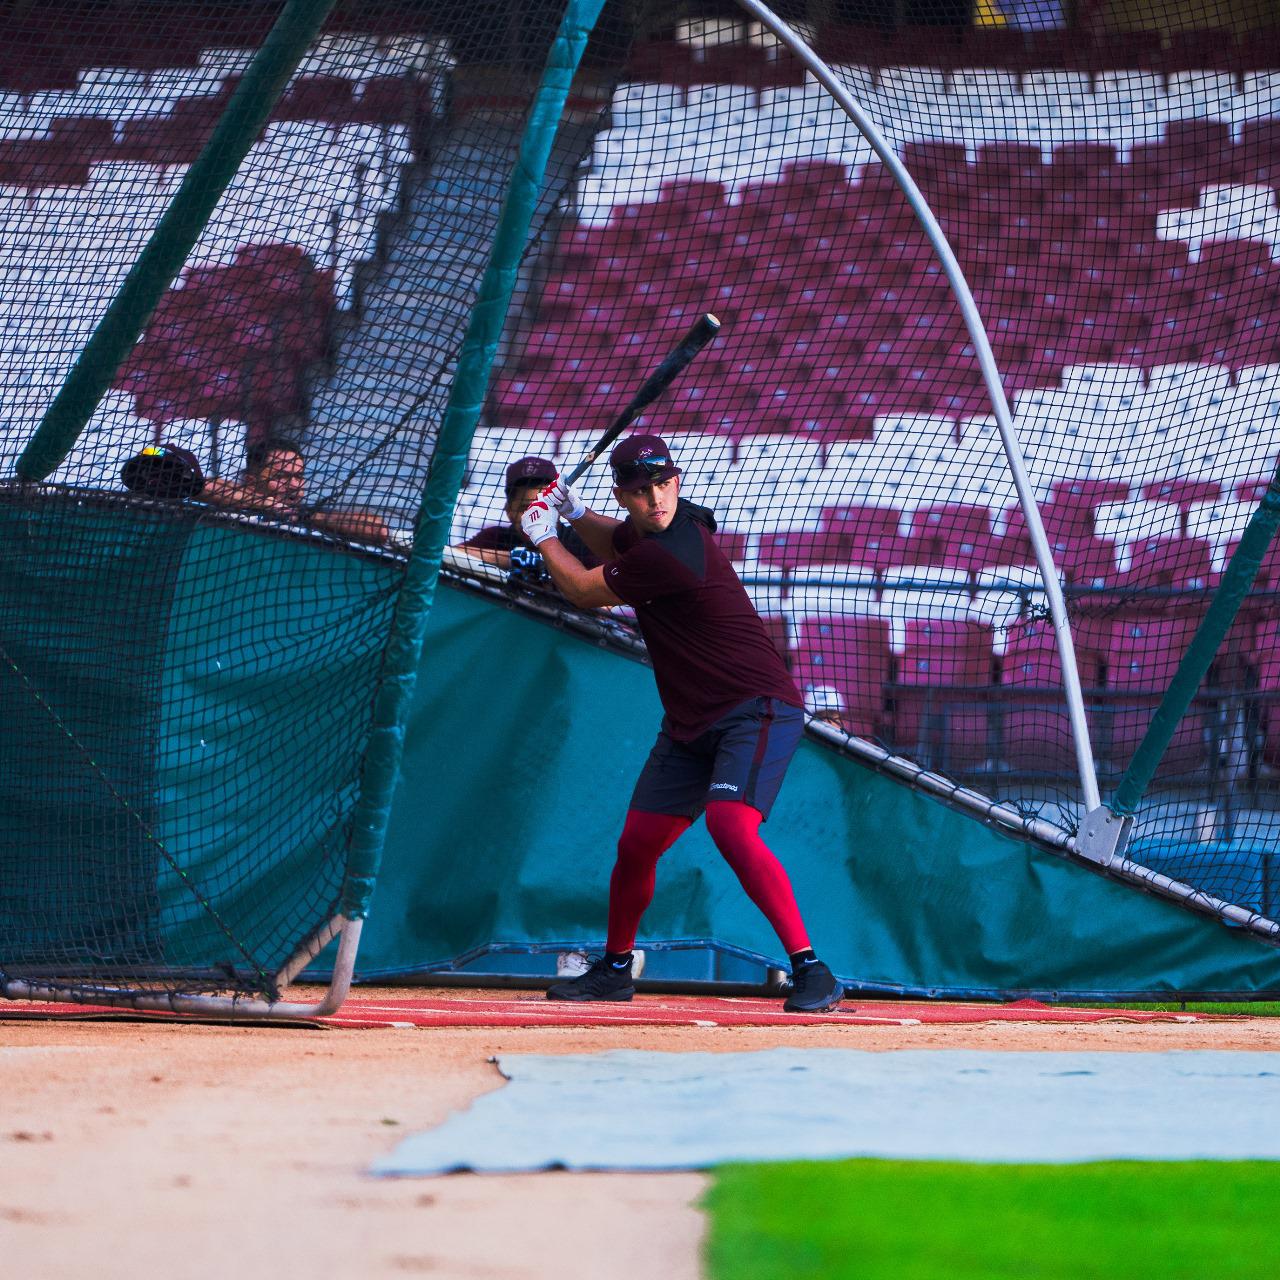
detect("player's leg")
[703,801,810,953]
[606,808,692,954]
[701,698,844,1012]
[546,723,704,1002]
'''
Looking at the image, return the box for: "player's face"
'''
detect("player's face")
[505,481,545,526]
[259,450,305,507]
[615,474,678,533]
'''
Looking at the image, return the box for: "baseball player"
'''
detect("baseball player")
[519,433,844,1013]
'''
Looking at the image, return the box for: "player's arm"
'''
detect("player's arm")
[309,509,389,545]
[453,544,512,569]
[522,501,622,608]
[564,507,622,562]
[201,477,267,508]
[538,538,622,608]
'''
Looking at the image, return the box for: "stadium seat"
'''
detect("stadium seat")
[1092,499,1183,545]
[1081,614,1208,774]
[890,619,996,771]
[756,528,850,572]
[1117,535,1217,590]
[999,619,1095,775]
[1144,28,1242,83]
[792,614,893,734]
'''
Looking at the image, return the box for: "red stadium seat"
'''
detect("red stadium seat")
[274,76,356,125]
[1142,28,1241,82]
[1142,479,1223,527]
[902,141,969,187]
[1237,120,1280,185]
[999,619,1095,774]
[956,26,1030,74]
[1094,695,1209,777]
[814,25,893,69]
[1118,536,1216,591]
[974,143,1045,190]
[822,505,902,539]
[1049,144,1121,185]
[1087,616,1208,774]
[1005,501,1096,543]
[891,619,996,770]
[793,615,893,732]
[354,75,436,129]
[1235,479,1270,504]
[910,504,993,542]
[624,41,696,87]
[47,117,117,164]
[1051,478,1132,510]
[1066,30,1162,79]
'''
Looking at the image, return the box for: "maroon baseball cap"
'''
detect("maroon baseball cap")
[609,433,681,492]
[505,455,557,493]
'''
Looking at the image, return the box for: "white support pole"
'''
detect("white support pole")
[732,0,1102,813]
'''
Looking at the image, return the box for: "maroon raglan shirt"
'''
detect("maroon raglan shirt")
[604,507,800,741]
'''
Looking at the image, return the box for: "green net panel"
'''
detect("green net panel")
[0,0,610,1003]
[3,0,1280,1005]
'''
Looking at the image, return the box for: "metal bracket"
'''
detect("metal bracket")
[1074,806,1135,867]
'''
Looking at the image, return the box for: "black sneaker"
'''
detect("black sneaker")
[545,955,635,1002]
[783,960,844,1013]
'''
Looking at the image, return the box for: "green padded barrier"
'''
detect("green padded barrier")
[1,498,400,990]
[355,582,1280,1000]
[156,523,400,975]
[0,494,195,965]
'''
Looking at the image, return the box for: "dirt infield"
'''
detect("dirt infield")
[4,987,1280,1280]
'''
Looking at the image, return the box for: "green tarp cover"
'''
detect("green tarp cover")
[360,580,1280,999]
[4,500,1279,998]
[1,501,399,981]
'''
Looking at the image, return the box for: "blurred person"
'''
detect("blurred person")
[203,437,388,545]
[455,455,595,571]
[804,684,849,733]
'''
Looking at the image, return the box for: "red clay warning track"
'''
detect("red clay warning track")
[0,991,1223,1028]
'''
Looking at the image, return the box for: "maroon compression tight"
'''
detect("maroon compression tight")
[605,801,812,955]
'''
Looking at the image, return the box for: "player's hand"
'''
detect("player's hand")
[520,499,559,547]
[539,476,586,522]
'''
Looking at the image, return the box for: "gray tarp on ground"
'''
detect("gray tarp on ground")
[372,1048,1280,1174]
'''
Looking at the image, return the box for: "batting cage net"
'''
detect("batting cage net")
[0,0,590,1005]
[465,0,1280,932]
[2,0,1279,1007]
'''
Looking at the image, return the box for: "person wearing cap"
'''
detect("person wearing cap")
[517,433,844,1014]
[201,438,389,545]
[120,443,207,501]
[455,456,595,570]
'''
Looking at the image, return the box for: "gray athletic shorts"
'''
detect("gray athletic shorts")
[629,697,805,821]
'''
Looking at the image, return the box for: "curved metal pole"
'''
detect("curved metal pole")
[2,917,364,1020]
[731,0,1101,813]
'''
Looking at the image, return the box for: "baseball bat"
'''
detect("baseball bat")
[564,312,721,486]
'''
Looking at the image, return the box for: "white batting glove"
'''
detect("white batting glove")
[539,475,586,522]
[520,498,559,547]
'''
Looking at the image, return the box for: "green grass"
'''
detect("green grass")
[1075,1001,1280,1017]
[704,1160,1280,1280]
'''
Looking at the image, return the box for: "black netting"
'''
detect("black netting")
[460,2,1280,925]
[3,0,1280,1003]
[0,0,606,1001]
